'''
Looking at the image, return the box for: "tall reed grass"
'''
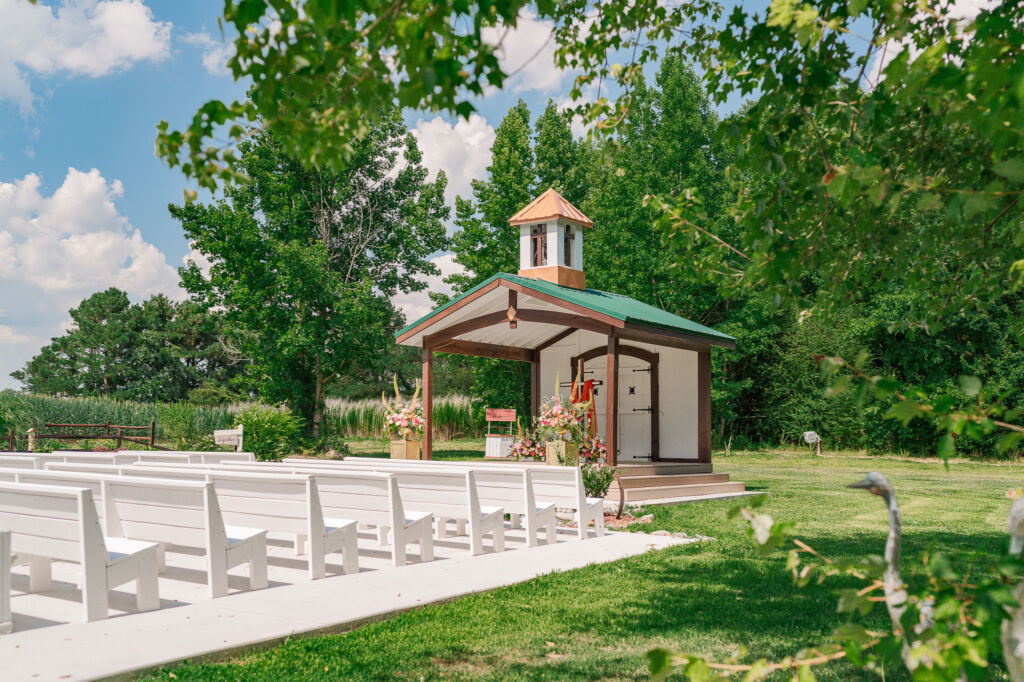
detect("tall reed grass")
[0,391,234,440]
[325,394,483,439]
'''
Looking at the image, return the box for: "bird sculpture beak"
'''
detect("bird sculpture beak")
[847,477,873,490]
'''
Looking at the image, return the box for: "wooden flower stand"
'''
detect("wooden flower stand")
[390,439,423,460]
[545,441,579,466]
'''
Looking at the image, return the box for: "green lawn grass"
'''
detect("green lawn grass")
[141,449,1021,681]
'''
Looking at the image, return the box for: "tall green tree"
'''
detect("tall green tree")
[172,109,448,436]
[12,290,236,401]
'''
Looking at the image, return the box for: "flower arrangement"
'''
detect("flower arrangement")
[538,374,590,441]
[381,376,425,440]
[578,436,608,464]
[509,417,546,461]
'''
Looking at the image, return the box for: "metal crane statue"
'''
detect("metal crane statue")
[1002,494,1024,682]
[848,472,940,675]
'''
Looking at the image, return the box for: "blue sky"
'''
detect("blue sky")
[0,0,602,388]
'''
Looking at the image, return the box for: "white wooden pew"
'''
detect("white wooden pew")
[0,530,11,634]
[0,469,108,524]
[46,462,434,568]
[279,459,558,546]
[294,457,604,539]
[0,455,42,469]
[125,450,256,463]
[0,468,270,596]
[101,466,358,579]
[176,462,506,554]
[102,477,268,597]
[0,482,160,623]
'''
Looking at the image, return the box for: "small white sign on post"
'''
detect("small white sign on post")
[213,425,244,452]
[802,430,821,456]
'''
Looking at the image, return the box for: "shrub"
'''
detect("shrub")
[581,463,616,498]
[235,404,304,461]
[187,382,240,407]
[157,402,204,449]
[0,390,31,442]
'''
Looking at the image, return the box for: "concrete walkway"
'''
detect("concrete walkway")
[1,529,687,681]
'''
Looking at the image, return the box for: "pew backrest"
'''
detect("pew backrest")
[102,477,223,550]
[0,482,100,564]
[0,454,41,469]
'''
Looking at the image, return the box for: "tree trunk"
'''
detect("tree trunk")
[313,355,324,439]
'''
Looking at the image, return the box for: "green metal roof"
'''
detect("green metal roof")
[396,272,735,345]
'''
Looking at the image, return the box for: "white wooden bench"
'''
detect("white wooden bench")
[128,463,435,567]
[101,466,359,579]
[191,461,506,554]
[128,450,256,463]
[0,468,109,524]
[280,459,557,546]
[0,455,42,469]
[101,477,268,597]
[45,461,434,568]
[0,530,11,634]
[0,481,160,622]
[310,458,604,539]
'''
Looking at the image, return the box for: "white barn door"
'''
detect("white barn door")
[585,355,652,462]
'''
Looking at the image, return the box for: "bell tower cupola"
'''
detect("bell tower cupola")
[509,188,592,289]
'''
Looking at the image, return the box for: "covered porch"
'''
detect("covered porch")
[395,273,736,467]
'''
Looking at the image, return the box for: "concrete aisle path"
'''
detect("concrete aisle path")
[1,531,686,681]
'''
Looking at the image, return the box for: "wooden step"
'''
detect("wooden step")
[616,473,731,489]
[612,462,712,476]
[606,481,747,502]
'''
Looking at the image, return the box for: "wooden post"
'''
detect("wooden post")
[697,350,711,463]
[6,429,12,452]
[422,345,433,460]
[104,421,110,437]
[530,349,540,417]
[606,334,619,467]
[149,421,156,448]
[650,356,660,462]
[116,428,124,450]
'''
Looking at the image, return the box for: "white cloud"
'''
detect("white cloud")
[0,167,181,387]
[0,0,171,114]
[864,0,998,88]
[411,114,495,208]
[483,8,565,94]
[391,254,465,324]
[182,31,233,76]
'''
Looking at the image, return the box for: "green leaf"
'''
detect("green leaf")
[992,157,1024,182]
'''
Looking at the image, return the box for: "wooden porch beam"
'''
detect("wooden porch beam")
[534,327,576,352]
[606,333,619,467]
[396,278,504,344]
[697,350,711,464]
[530,349,540,417]
[431,339,533,363]
[422,345,433,460]
[424,308,612,348]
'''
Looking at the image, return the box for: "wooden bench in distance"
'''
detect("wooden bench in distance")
[0,455,42,469]
[281,459,557,547]
[324,458,605,539]
[132,463,434,567]
[202,461,506,555]
[109,466,359,580]
[0,481,160,623]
